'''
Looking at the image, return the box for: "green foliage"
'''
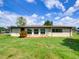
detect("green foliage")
[16,17,27,38]
[0,27,6,33]
[44,20,53,26]
[16,17,26,27]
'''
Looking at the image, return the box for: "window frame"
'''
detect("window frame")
[40,28,45,34]
[34,28,39,34]
[27,28,32,34]
[52,28,63,32]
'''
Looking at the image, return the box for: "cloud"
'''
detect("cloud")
[74,0,79,7]
[45,13,52,17]
[54,0,79,21]
[64,0,68,3]
[41,16,45,19]
[0,0,3,7]
[0,10,79,27]
[0,11,34,26]
[31,13,38,18]
[55,16,60,20]
[0,11,44,27]
[43,0,65,11]
[59,16,79,26]
[64,0,79,16]
[0,11,20,27]
[26,0,35,3]
[52,15,79,27]
[25,14,46,25]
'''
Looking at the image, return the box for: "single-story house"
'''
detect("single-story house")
[0,27,8,34]
[9,26,73,37]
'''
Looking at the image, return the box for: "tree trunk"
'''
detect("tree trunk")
[20,27,27,38]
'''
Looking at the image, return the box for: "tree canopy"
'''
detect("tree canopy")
[44,20,53,26]
[16,17,26,27]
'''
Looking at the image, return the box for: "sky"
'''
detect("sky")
[0,0,79,27]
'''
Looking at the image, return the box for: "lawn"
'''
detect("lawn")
[0,33,79,59]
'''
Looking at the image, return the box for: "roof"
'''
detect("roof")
[9,25,74,28]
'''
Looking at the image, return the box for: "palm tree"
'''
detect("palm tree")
[16,17,27,38]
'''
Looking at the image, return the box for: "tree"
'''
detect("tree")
[16,17,27,38]
[16,17,26,27]
[0,27,6,33]
[44,20,53,26]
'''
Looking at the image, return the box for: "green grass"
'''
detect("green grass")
[0,33,79,59]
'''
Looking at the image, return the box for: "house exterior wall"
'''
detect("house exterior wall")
[26,28,47,37]
[10,33,20,37]
[10,27,72,37]
[10,28,20,37]
[11,28,20,33]
[51,32,70,37]
[51,28,72,37]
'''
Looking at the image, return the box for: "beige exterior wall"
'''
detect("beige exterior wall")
[10,28,20,37]
[10,33,20,37]
[11,28,20,33]
[50,28,72,37]
[51,32,70,37]
[10,28,72,37]
[27,34,47,37]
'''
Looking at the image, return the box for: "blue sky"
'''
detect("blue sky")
[0,0,79,27]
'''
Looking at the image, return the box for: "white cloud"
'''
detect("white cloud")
[74,0,79,7]
[54,22,64,26]
[0,11,20,27]
[61,16,73,22]
[45,13,52,17]
[0,11,44,27]
[0,0,3,7]
[64,0,68,3]
[55,16,60,20]
[59,16,79,26]
[31,13,38,18]
[0,10,79,27]
[41,16,45,19]
[43,0,65,11]
[64,0,79,16]
[53,16,79,27]
[25,16,38,25]
[25,14,45,25]
[26,0,35,3]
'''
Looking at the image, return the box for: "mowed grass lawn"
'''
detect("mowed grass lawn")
[0,33,79,59]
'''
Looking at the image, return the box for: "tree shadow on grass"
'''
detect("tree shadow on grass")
[62,38,79,51]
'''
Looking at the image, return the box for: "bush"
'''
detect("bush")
[20,31,27,38]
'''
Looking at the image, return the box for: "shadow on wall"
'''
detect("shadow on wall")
[62,38,79,51]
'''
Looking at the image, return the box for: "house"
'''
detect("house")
[9,26,73,37]
[0,27,7,34]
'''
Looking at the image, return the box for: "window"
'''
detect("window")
[27,29,32,34]
[40,28,45,34]
[52,29,62,32]
[34,29,39,34]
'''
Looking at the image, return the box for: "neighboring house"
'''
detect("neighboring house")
[9,26,73,37]
[76,28,79,34]
[0,27,6,34]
